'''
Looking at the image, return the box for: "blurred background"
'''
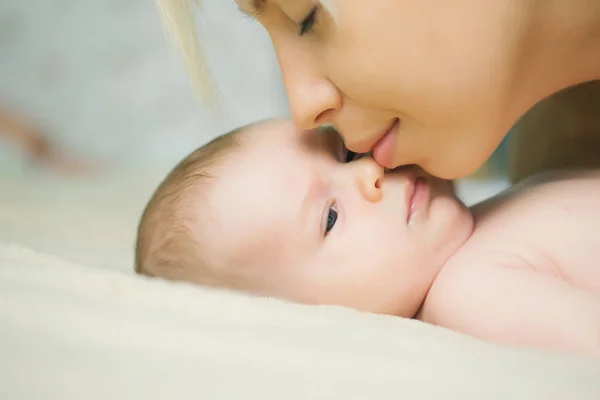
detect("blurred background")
[0,0,290,174]
[0,0,510,177]
[0,0,295,268]
[0,0,509,270]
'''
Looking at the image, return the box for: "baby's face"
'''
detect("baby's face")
[207,120,473,317]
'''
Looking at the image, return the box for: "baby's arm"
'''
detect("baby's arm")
[429,263,600,356]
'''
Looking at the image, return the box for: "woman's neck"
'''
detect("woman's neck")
[507,0,600,125]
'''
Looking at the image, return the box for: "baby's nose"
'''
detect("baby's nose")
[351,156,384,203]
[352,152,395,173]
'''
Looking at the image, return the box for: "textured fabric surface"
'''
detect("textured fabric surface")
[1,240,599,400]
[1,173,599,399]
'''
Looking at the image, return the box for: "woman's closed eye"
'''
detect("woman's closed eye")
[323,201,338,236]
[298,6,318,36]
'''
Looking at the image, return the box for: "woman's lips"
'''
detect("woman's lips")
[372,118,400,168]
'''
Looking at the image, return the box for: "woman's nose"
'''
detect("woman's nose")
[350,157,384,203]
[277,48,341,130]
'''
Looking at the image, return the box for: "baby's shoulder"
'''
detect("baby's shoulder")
[430,245,532,293]
[469,169,600,244]
[421,252,600,355]
[474,169,600,214]
[422,247,552,324]
[421,248,529,319]
[517,168,600,191]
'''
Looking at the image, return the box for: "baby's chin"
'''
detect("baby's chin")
[426,186,474,262]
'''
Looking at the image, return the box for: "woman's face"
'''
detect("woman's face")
[237,0,524,179]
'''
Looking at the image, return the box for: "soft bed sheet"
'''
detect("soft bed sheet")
[1,171,598,399]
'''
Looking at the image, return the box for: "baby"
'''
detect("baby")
[135,118,600,356]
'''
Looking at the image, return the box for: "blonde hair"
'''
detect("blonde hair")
[156,0,338,109]
[156,0,220,108]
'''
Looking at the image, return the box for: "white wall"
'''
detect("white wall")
[0,0,290,171]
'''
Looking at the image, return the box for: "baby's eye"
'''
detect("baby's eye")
[325,202,338,235]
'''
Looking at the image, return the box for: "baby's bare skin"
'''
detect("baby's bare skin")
[420,170,600,356]
[139,119,600,357]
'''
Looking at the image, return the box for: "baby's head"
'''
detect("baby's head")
[136,119,474,317]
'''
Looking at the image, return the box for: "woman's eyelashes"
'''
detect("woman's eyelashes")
[298,6,318,36]
[334,137,354,163]
[324,202,338,236]
[345,150,357,163]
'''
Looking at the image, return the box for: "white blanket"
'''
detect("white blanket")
[1,172,598,399]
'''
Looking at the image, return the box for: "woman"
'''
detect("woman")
[157,0,600,180]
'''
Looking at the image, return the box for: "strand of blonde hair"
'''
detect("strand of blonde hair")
[155,0,221,111]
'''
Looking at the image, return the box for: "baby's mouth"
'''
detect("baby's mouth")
[407,176,430,224]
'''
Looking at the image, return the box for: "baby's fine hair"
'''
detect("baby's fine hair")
[135,127,243,283]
